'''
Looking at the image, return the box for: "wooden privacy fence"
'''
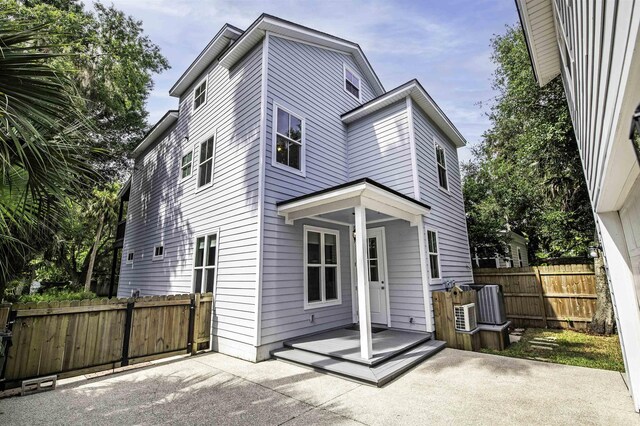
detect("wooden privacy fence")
[1,293,213,385]
[473,264,596,329]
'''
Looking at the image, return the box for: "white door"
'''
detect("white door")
[367,227,389,325]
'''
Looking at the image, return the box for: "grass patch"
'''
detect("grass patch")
[482,328,624,372]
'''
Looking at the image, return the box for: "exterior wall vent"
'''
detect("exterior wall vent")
[454,303,477,332]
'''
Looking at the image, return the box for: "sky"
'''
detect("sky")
[109,0,519,164]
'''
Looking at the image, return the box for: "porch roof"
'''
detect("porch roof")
[276,178,430,226]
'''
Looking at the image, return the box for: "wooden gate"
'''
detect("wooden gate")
[1,293,213,384]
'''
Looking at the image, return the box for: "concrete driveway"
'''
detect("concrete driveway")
[1,348,637,425]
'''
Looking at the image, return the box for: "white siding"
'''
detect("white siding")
[347,101,415,196]
[259,36,377,344]
[413,101,474,286]
[376,220,427,331]
[119,42,264,347]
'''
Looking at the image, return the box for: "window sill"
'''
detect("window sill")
[304,299,342,310]
[195,181,214,194]
[152,257,164,262]
[271,160,306,177]
[438,186,451,196]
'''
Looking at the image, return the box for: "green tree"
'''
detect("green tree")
[4,0,170,178]
[465,25,594,260]
[0,16,99,291]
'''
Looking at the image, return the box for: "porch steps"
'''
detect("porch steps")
[271,338,446,387]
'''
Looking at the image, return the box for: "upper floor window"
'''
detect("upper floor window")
[193,80,207,111]
[435,143,448,191]
[304,226,341,309]
[344,65,361,101]
[181,151,193,179]
[198,136,214,188]
[273,104,304,174]
[427,229,441,280]
[517,247,523,267]
[126,251,134,265]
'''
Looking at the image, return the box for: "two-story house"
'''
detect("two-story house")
[115,14,473,383]
[517,0,640,412]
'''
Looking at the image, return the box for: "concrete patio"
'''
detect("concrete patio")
[0,348,637,425]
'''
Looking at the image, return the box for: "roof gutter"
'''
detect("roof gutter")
[131,110,179,158]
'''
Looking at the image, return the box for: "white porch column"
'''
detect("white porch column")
[354,204,373,360]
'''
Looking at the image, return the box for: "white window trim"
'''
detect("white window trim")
[426,228,442,283]
[303,225,342,310]
[126,251,134,265]
[434,140,449,192]
[191,228,220,295]
[271,101,306,177]
[195,131,217,193]
[181,149,194,181]
[192,76,208,112]
[343,63,362,102]
[152,244,164,261]
[517,247,523,267]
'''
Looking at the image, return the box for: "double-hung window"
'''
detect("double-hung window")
[435,143,448,190]
[181,151,193,179]
[193,233,218,294]
[344,65,361,101]
[197,136,214,188]
[193,80,207,111]
[274,105,304,172]
[126,251,134,265]
[517,247,523,267]
[427,230,441,280]
[304,226,341,308]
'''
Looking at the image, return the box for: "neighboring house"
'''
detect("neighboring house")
[517,0,640,412]
[473,231,529,268]
[114,14,473,366]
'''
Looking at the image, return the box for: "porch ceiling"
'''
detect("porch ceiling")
[276,178,430,226]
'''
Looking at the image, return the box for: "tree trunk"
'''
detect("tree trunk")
[589,249,616,335]
[84,213,105,292]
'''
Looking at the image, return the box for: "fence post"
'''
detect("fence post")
[0,307,17,388]
[187,294,198,355]
[534,267,548,328]
[121,299,135,366]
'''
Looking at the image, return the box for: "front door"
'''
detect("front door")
[367,227,388,325]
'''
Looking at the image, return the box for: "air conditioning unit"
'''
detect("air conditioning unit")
[470,284,507,325]
[454,303,477,332]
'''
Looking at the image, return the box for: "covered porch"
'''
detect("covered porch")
[272,178,444,383]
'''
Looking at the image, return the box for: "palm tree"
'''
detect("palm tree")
[0,16,98,291]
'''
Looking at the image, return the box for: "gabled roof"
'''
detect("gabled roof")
[218,14,385,96]
[169,24,244,97]
[341,80,467,148]
[132,110,179,157]
[515,0,561,86]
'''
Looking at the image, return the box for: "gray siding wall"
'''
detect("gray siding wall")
[119,42,264,347]
[346,101,414,196]
[371,220,427,331]
[260,35,377,345]
[413,101,473,287]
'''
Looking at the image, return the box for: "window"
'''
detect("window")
[153,245,164,261]
[343,65,361,101]
[274,105,304,172]
[435,143,448,190]
[126,251,134,265]
[193,80,207,110]
[197,137,214,188]
[517,247,523,267]
[193,233,218,294]
[304,226,341,308]
[427,230,441,279]
[181,151,193,179]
